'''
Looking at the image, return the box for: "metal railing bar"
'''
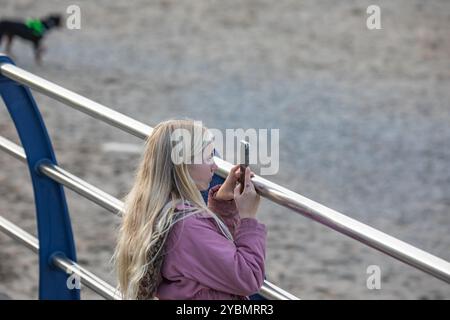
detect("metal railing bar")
[40,164,123,215]
[0,215,122,300]
[0,136,25,161]
[0,214,37,253]
[214,162,450,284]
[0,63,152,140]
[0,136,123,215]
[52,255,122,300]
[259,281,300,300]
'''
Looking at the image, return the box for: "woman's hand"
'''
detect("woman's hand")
[215,165,254,201]
[233,167,260,219]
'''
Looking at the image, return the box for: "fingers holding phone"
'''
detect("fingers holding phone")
[234,167,260,219]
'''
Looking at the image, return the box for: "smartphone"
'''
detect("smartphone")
[239,140,250,194]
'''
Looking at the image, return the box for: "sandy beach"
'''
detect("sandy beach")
[0,0,449,299]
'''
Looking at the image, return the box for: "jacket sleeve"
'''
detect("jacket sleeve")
[172,216,267,297]
[207,184,240,237]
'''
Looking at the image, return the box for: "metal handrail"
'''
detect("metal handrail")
[1,62,449,285]
[0,135,298,300]
[0,63,151,139]
[0,215,122,300]
[0,136,123,214]
[259,282,299,300]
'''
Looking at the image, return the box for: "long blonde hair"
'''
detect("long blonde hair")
[113,119,233,299]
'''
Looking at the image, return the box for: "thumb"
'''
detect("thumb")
[243,166,252,193]
[234,184,241,198]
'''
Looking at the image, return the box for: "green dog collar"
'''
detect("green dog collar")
[25,18,45,37]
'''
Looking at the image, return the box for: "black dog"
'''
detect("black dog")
[0,14,62,64]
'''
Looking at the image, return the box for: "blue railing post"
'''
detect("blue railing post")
[0,55,79,299]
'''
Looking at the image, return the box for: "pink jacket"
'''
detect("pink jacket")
[156,184,267,300]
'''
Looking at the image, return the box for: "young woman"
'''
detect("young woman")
[113,119,266,300]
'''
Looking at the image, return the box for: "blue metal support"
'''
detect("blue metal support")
[0,56,79,300]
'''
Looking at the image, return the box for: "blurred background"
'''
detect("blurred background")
[0,0,449,299]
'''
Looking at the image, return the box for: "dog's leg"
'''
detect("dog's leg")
[34,41,44,65]
[35,48,43,65]
[5,35,13,56]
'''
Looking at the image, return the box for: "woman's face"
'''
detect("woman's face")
[187,143,218,191]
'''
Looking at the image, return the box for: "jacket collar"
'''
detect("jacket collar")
[174,202,213,219]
